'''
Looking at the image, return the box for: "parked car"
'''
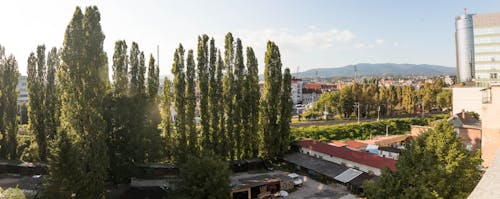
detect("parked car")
[287,173,303,186]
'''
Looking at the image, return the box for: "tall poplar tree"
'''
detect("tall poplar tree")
[260,41,282,159]
[46,7,109,197]
[185,49,197,156]
[45,47,59,142]
[27,46,46,161]
[233,38,245,159]
[160,78,174,160]
[112,40,128,95]
[245,47,260,158]
[0,54,19,159]
[278,68,292,155]
[208,38,218,153]
[223,33,235,160]
[172,44,187,160]
[147,54,159,99]
[216,51,226,157]
[197,35,210,152]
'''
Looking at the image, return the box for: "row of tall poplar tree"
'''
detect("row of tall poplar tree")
[0,6,293,198]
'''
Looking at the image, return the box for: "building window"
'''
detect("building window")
[490,73,498,79]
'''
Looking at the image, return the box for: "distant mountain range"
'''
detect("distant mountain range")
[294,63,455,78]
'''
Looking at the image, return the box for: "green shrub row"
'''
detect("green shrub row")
[291,115,447,142]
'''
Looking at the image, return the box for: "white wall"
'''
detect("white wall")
[300,147,382,176]
[452,87,485,117]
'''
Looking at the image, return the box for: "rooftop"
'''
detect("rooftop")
[298,140,397,171]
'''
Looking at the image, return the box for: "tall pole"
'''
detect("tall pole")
[377,105,381,121]
[354,102,360,124]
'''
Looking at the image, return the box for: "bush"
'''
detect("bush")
[291,115,447,142]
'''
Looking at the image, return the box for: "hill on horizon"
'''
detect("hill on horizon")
[294,63,455,78]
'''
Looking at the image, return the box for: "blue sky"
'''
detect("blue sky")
[1,0,500,76]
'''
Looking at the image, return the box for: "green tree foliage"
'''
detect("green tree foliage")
[260,41,283,158]
[176,155,230,199]
[223,33,235,160]
[216,50,226,157]
[278,68,293,155]
[45,48,59,144]
[291,115,447,142]
[208,38,220,154]
[172,44,187,160]
[26,46,59,162]
[364,120,482,199]
[147,54,159,99]
[436,90,452,110]
[0,187,27,199]
[233,38,245,159]
[112,40,128,96]
[160,78,174,160]
[27,46,46,161]
[245,47,260,158]
[302,78,448,120]
[197,35,210,153]
[0,52,19,159]
[186,49,197,156]
[46,6,109,197]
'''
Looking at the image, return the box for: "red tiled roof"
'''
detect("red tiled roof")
[298,140,397,171]
[345,140,367,149]
[329,141,346,147]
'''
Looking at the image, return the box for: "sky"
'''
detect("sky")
[1,0,500,77]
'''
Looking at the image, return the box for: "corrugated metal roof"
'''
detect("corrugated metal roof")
[334,168,363,183]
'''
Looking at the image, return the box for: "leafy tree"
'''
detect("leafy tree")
[233,38,245,159]
[402,85,416,114]
[0,187,27,199]
[208,38,219,154]
[364,120,482,199]
[223,33,235,160]
[197,35,210,153]
[245,47,260,158]
[45,48,59,142]
[0,54,19,159]
[46,6,109,197]
[216,50,226,157]
[147,54,159,99]
[436,90,452,110]
[27,46,46,161]
[339,85,354,118]
[176,155,230,199]
[112,40,128,95]
[278,68,293,155]
[186,49,197,156]
[160,78,174,160]
[172,44,187,160]
[260,41,282,159]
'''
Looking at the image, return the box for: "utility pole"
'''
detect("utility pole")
[354,102,360,124]
[377,105,381,121]
[386,125,389,137]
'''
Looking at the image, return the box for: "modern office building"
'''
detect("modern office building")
[473,12,500,86]
[455,10,500,86]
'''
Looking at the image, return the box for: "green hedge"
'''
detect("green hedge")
[291,115,447,142]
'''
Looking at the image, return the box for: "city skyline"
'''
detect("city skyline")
[1,0,500,76]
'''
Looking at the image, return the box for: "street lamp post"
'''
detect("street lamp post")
[354,102,360,124]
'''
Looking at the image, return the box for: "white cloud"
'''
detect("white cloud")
[393,42,400,47]
[375,39,384,44]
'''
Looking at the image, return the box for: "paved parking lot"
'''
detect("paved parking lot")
[288,175,356,199]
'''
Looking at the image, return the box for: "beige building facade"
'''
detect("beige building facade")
[481,84,500,167]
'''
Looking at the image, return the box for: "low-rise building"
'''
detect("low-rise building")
[447,111,482,150]
[297,140,396,176]
[378,147,401,160]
